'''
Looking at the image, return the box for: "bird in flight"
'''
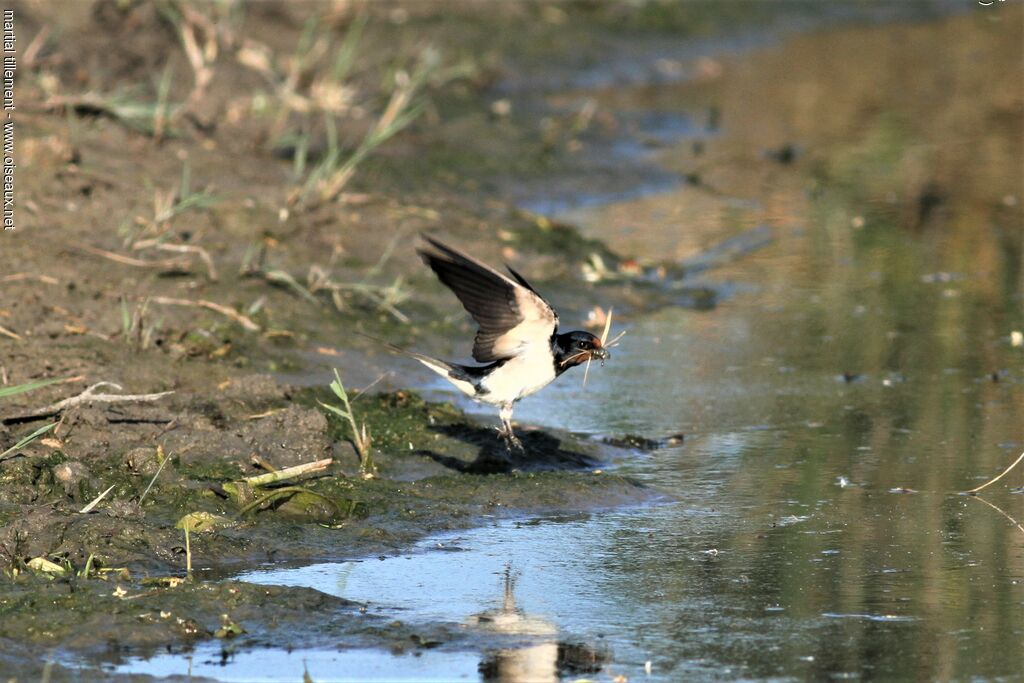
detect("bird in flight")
[397,236,611,451]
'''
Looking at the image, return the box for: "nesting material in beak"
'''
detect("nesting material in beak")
[582,306,622,388]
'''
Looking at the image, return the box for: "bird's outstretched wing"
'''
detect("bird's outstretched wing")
[419,236,559,363]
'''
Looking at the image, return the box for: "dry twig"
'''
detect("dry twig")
[23,25,50,68]
[1,273,60,285]
[132,242,218,281]
[73,242,190,270]
[139,448,171,505]
[176,5,219,125]
[25,382,174,419]
[150,296,260,331]
[241,458,333,487]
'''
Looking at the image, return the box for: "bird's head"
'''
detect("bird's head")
[556,330,610,369]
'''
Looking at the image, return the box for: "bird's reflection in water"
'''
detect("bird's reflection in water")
[471,565,607,682]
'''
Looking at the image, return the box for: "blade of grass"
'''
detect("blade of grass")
[79,484,116,514]
[330,13,368,82]
[960,449,1024,495]
[0,422,57,461]
[318,368,375,475]
[0,378,64,399]
[138,447,171,505]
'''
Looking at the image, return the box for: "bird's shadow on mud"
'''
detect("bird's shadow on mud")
[417,423,598,474]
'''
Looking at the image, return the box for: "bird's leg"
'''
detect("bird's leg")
[497,403,523,452]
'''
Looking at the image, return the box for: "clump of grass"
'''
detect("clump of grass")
[319,369,376,477]
[41,0,230,140]
[121,161,220,250]
[307,265,410,323]
[119,295,161,350]
[257,13,366,149]
[254,11,439,209]
[241,240,410,323]
[149,161,220,228]
[297,47,439,208]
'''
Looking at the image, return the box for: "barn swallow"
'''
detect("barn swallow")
[395,237,609,451]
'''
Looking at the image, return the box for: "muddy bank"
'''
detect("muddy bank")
[1,374,651,674]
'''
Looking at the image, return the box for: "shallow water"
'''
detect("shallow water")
[117,6,1022,682]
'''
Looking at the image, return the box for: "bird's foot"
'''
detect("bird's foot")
[506,432,524,453]
[496,425,524,453]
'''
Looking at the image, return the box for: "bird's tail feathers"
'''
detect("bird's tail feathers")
[395,347,458,379]
[359,333,461,380]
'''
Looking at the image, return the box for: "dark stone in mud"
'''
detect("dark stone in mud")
[0,507,67,563]
[102,498,145,519]
[56,405,177,460]
[766,143,799,164]
[916,182,945,226]
[61,406,112,430]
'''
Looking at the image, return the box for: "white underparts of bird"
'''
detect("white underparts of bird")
[393,237,610,451]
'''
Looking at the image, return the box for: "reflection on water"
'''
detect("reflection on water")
[220,555,609,683]
[473,566,573,683]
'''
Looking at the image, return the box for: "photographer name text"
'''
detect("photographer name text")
[3,8,15,231]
